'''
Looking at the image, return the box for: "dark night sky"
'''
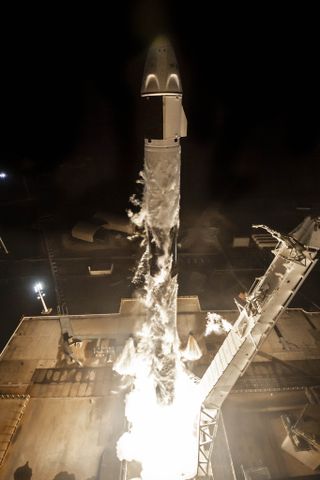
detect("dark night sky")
[0,4,320,347]
[1,4,320,221]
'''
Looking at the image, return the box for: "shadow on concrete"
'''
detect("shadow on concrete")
[13,462,32,480]
[52,473,76,480]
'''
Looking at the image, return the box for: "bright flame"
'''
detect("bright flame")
[205,312,232,336]
[117,366,200,480]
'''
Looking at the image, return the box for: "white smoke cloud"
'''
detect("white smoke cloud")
[205,312,232,336]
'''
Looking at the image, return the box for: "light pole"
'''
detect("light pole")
[0,172,9,254]
[34,282,52,315]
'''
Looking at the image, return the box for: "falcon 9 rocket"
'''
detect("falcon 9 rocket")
[140,36,187,404]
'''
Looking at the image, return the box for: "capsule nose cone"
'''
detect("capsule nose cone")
[141,36,182,96]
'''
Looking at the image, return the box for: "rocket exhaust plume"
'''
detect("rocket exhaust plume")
[181,333,203,361]
[114,37,200,479]
[113,336,136,376]
[205,312,232,336]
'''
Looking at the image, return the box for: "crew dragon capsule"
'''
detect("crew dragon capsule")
[141,35,187,277]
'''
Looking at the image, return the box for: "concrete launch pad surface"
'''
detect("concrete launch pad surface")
[222,401,320,479]
[0,396,124,480]
[0,299,320,478]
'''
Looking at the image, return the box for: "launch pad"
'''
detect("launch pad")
[0,299,320,479]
